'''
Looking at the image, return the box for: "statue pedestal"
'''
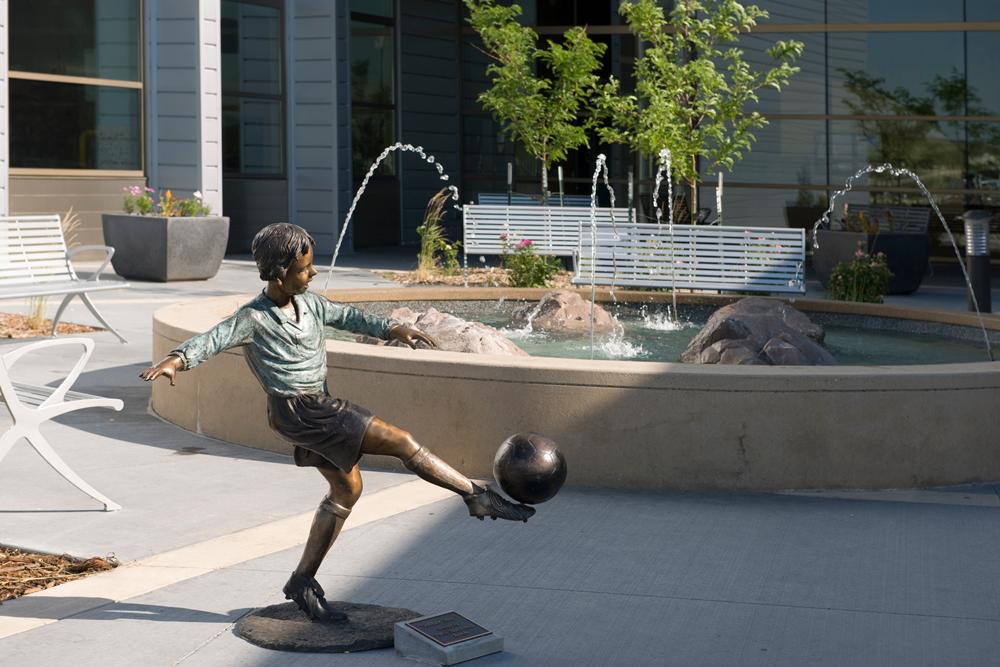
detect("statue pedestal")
[234,601,420,653]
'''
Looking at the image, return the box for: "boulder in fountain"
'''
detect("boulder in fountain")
[510,290,618,334]
[681,297,836,366]
[357,307,528,356]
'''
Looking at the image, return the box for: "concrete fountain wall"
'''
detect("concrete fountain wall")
[151,288,1000,491]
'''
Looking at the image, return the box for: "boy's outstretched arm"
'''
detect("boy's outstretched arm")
[140,355,185,386]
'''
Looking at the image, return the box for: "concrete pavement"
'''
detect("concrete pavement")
[1,258,999,666]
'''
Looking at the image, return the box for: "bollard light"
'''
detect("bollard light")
[963,210,992,313]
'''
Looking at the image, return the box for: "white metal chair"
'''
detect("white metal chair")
[0,338,124,511]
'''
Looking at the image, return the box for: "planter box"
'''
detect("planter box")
[101,214,230,282]
[813,229,930,295]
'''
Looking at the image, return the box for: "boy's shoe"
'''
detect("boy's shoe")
[463,484,535,522]
[282,573,347,623]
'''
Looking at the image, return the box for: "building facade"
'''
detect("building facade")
[0,0,996,255]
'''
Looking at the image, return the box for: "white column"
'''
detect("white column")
[198,0,223,214]
[0,0,9,216]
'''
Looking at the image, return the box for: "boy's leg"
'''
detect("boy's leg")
[283,464,361,622]
[361,417,534,522]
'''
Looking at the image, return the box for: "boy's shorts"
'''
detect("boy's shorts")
[266,393,374,472]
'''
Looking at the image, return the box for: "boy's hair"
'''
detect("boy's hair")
[251,223,316,281]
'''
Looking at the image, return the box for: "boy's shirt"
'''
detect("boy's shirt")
[170,291,393,397]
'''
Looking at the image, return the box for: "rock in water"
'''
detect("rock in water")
[357,307,528,356]
[510,289,619,334]
[681,297,836,366]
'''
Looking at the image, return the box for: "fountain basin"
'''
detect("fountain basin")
[151,288,1000,491]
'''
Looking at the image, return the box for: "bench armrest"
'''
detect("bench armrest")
[67,245,116,282]
[0,338,95,408]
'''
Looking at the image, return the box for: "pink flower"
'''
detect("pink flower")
[499,233,508,241]
[517,239,533,250]
[854,249,865,259]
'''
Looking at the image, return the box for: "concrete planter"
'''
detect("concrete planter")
[813,229,930,295]
[101,214,230,282]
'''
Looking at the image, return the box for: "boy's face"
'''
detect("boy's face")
[278,245,318,296]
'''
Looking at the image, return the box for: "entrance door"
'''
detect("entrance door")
[350,2,399,248]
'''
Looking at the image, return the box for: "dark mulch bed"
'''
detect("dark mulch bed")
[0,313,102,339]
[0,547,118,603]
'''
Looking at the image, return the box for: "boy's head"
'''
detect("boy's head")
[251,223,315,282]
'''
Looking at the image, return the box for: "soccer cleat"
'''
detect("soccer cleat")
[463,484,535,523]
[282,573,347,623]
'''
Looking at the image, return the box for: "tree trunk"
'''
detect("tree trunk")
[541,162,549,205]
[688,178,699,224]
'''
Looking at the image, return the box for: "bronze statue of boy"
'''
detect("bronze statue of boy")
[142,223,533,623]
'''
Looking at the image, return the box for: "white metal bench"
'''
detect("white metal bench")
[463,204,633,262]
[572,223,806,294]
[0,214,129,343]
[477,192,592,207]
[0,338,124,511]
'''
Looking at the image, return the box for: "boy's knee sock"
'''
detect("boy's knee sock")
[294,495,352,579]
[403,446,474,496]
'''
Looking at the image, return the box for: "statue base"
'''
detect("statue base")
[234,601,421,653]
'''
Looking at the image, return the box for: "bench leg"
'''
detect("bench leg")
[0,427,22,466]
[23,427,122,511]
[50,294,75,337]
[52,293,128,344]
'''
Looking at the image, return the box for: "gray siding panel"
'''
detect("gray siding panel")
[399,0,461,245]
[290,0,338,254]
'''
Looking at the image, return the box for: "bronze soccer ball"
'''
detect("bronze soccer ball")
[492,432,567,505]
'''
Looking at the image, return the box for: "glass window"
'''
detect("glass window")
[829,32,964,116]
[825,0,963,23]
[10,0,140,81]
[967,33,1000,116]
[967,0,1000,21]
[968,122,1000,206]
[10,80,141,170]
[737,32,826,115]
[221,0,285,177]
[752,1,824,24]
[222,2,283,97]
[350,21,394,106]
[703,120,828,186]
[828,119,964,192]
[223,99,283,175]
[352,108,395,177]
[351,0,394,18]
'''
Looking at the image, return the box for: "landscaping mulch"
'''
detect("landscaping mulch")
[0,547,118,603]
[0,313,102,339]
[381,268,574,289]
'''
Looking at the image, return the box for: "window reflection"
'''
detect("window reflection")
[830,32,964,116]
[11,80,140,169]
[222,1,282,97]
[10,0,140,81]
[825,0,963,23]
[350,21,394,106]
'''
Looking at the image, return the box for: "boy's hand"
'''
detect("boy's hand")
[140,355,185,386]
[388,324,437,349]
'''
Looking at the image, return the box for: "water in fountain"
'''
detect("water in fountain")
[810,163,993,360]
[324,142,460,290]
[587,153,623,358]
[652,148,677,322]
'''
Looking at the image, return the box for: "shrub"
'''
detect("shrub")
[503,238,561,288]
[416,188,462,277]
[122,187,212,217]
[826,243,893,303]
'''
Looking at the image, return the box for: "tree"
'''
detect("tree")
[465,0,606,201]
[597,0,803,219]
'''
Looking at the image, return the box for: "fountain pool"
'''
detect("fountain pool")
[151,288,1000,492]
